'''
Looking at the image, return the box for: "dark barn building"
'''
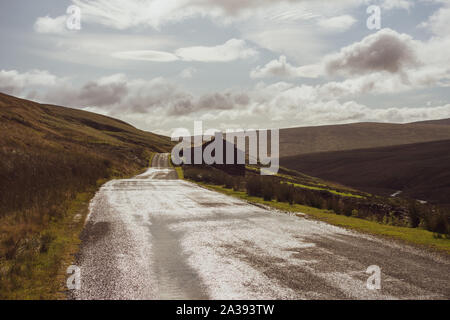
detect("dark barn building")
[181,137,245,176]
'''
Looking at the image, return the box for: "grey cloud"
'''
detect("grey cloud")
[42,75,252,117]
[124,80,192,114]
[38,80,128,108]
[197,93,239,110]
[233,93,250,105]
[78,81,128,106]
[167,98,195,116]
[325,29,420,75]
[166,92,251,116]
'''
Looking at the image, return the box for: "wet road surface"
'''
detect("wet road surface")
[71,153,450,300]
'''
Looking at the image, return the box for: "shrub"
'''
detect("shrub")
[224,175,234,189]
[429,212,449,235]
[407,201,422,228]
[261,177,274,201]
[293,190,305,205]
[233,177,242,191]
[275,182,290,203]
[246,176,262,197]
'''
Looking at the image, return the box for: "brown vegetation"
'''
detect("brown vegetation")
[0,93,173,298]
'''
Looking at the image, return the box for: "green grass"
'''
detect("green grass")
[246,165,365,198]
[168,154,184,179]
[283,181,365,198]
[175,167,184,180]
[192,182,450,255]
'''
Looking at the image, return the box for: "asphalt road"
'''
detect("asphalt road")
[71,153,450,300]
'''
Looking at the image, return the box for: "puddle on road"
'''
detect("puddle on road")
[148,219,209,299]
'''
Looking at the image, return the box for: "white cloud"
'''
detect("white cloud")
[34,15,68,34]
[111,50,179,62]
[235,2,366,62]
[317,73,414,98]
[420,4,450,36]
[0,69,62,95]
[250,25,450,101]
[72,0,185,30]
[250,56,322,79]
[242,26,326,64]
[32,33,177,68]
[379,0,413,10]
[245,81,450,127]
[32,0,371,64]
[317,15,357,32]
[111,39,257,63]
[175,39,257,62]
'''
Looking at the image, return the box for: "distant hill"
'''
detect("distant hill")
[411,118,450,126]
[279,120,450,157]
[281,139,450,205]
[0,92,173,219]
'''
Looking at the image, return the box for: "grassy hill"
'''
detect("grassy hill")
[0,92,172,218]
[0,92,173,298]
[412,118,450,126]
[279,121,450,157]
[281,139,450,205]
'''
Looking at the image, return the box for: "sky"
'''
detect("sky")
[1,0,450,135]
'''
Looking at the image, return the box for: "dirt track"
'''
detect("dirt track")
[71,154,450,300]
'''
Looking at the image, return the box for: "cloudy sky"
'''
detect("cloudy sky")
[1,0,450,135]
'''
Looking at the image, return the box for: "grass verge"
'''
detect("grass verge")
[0,168,146,299]
[0,186,97,299]
[191,181,450,255]
[284,181,365,199]
[168,154,184,179]
[175,167,184,180]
